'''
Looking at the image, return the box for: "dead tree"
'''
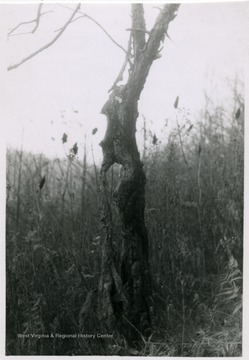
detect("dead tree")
[98,4,180,340]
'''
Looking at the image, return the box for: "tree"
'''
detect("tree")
[8,3,180,342]
[97,4,180,340]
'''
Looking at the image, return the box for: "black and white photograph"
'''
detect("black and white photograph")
[1,1,248,357]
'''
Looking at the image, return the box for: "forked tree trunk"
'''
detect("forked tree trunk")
[98,4,180,340]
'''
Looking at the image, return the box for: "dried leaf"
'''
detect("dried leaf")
[174,96,179,108]
[92,127,98,135]
[69,142,78,157]
[62,133,68,144]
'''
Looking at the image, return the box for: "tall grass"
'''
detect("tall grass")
[6,83,243,355]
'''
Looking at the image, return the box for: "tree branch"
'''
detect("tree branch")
[8,7,53,37]
[145,4,180,55]
[54,15,87,32]
[32,3,43,34]
[7,3,81,71]
[84,13,127,54]
[58,4,127,54]
[126,3,180,103]
[108,33,132,92]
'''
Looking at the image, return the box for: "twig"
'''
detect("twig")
[8,31,36,37]
[58,4,126,55]
[54,14,86,32]
[8,8,52,36]
[32,3,43,33]
[8,3,81,71]
[108,33,132,92]
[84,13,126,54]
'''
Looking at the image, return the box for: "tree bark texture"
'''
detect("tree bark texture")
[98,4,180,340]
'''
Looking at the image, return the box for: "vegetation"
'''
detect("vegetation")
[6,80,243,355]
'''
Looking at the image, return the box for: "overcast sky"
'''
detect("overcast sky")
[1,2,249,163]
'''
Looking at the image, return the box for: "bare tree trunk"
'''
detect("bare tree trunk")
[98,4,180,340]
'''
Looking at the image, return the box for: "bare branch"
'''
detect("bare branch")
[7,3,81,71]
[8,10,53,37]
[32,3,43,34]
[84,13,127,54]
[58,4,127,54]
[108,33,132,92]
[146,4,180,53]
[54,15,87,32]
[8,31,36,38]
[126,3,180,103]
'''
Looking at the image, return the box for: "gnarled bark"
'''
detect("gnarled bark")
[98,4,180,341]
